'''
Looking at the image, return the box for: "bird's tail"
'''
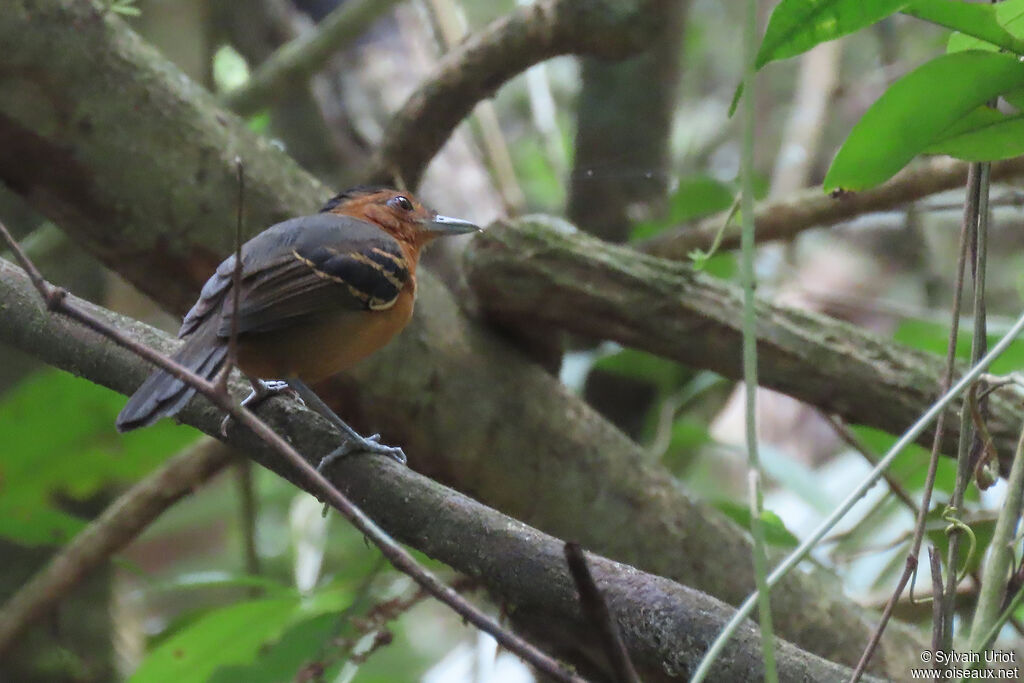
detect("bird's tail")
[115,322,227,432]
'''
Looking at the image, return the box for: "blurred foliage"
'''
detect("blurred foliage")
[0,369,199,546]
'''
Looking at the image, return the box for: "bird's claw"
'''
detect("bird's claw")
[221,379,304,437]
[316,435,407,473]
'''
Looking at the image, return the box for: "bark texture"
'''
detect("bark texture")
[464,217,1021,470]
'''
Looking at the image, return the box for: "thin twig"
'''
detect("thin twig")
[0,219,583,683]
[737,0,777,679]
[847,160,979,683]
[639,155,1024,261]
[929,547,944,654]
[563,542,639,683]
[216,157,245,393]
[0,438,233,655]
[942,161,991,651]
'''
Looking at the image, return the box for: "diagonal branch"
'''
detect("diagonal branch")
[223,0,402,116]
[639,155,1024,260]
[463,217,1022,472]
[0,257,882,683]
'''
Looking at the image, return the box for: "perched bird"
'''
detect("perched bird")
[116,186,479,465]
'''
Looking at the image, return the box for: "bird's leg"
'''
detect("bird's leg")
[285,377,407,468]
[220,377,302,436]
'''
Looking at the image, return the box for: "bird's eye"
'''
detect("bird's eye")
[389,195,414,212]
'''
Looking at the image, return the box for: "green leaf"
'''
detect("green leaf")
[713,501,800,548]
[207,613,339,683]
[592,348,691,393]
[756,0,907,69]
[849,424,967,497]
[0,370,199,546]
[824,51,1024,192]
[893,318,1024,375]
[630,175,734,241]
[909,0,1024,56]
[927,111,1024,161]
[131,599,301,683]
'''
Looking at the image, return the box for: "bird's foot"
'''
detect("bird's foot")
[316,432,407,472]
[220,379,304,436]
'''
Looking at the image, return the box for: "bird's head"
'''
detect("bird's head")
[321,186,479,249]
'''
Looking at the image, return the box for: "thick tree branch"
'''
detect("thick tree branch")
[0,1,923,675]
[463,217,1022,472]
[0,259,881,683]
[639,155,1024,260]
[364,0,674,188]
[0,438,232,654]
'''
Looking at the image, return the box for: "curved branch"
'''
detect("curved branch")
[639,155,1024,260]
[463,217,1022,472]
[0,438,232,654]
[0,259,881,683]
[364,0,673,188]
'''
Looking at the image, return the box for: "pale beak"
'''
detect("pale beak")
[427,214,481,235]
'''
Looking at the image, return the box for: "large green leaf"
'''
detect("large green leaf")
[630,175,734,241]
[824,51,1024,192]
[207,613,340,683]
[927,111,1024,161]
[0,369,199,546]
[909,0,1024,56]
[130,599,301,683]
[892,318,1024,375]
[756,0,907,69]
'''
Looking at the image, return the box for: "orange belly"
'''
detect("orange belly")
[235,289,414,382]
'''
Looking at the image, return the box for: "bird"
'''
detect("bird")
[116,186,480,466]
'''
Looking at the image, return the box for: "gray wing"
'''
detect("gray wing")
[179,214,410,339]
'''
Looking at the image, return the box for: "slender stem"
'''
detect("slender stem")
[969,421,1024,650]
[930,548,944,653]
[848,161,979,682]
[235,458,262,586]
[217,158,245,392]
[943,162,990,650]
[690,306,1024,682]
[698,1,774,681]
